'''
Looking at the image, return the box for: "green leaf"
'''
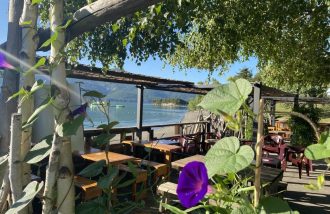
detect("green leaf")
[122,38,128,46]
[116,178,137,188]
[97,121,119,132]
[56,20,72,30]
[20,20,32,26]
[22,116,39,130]
[40,31,58,48]
[305,174,325,190]
[79,160,106,177]
[258,197,296,214]
[97,167,119,189]
[83,90,106,98]
[24,57,46,76]
[205,137,254,177]
[31,0,42,5]
[7,88,28,102]
[94,133,116,146]
[56,115,85,137]
[24,135,52,164]
[305,144,330,160]
[7,181,44,214]
[160,203,186,214]
[199,79,252,116]
[30,79,44,94]
[319,131,330,145]
[112,23,120,33]
[127,161,137,177]
[76,199,107,214]
[155,4,162,15]
[27,97,53,124]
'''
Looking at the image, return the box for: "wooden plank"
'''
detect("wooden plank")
[171,155,205,171]
[81,151,136,164]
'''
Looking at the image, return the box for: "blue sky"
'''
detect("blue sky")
[0,1,258,84]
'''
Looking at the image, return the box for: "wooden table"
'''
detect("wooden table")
[81,151,137,165]
[123,140,181,165]
[171,155,205,170]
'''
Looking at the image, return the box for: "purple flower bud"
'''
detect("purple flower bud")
[176,161,209,208]
[0,52,14,69]
[69,103,88,117]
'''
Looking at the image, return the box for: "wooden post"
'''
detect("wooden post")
[270,100,276,126]
[252,83,261,142]
[254,99,265,207]
[8,113,23,207]
[136,85,144,141]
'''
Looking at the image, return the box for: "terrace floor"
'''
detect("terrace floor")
[283,161,330,214]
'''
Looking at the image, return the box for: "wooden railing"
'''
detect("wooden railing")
[84,121,210,143]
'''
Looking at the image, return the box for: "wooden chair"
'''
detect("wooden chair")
[74,176,102,201]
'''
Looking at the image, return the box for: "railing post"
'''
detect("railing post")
[136,85,144,140]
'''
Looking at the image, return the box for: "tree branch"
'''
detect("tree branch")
[1,0,163,52]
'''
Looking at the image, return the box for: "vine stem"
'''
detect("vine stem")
[274,111,320,141]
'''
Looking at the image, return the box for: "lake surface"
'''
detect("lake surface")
[85,101,187,128]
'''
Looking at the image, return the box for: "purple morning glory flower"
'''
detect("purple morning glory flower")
[0,52,14,69]
[176,161,209,208]
[69,103,88,118]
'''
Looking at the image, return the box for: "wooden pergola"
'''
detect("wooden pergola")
[40,64,329,140]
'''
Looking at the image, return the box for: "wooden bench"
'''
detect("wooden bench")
[157,182,178,212]
[74,176,102,201]
[118,164,147,200]
[133,159,168,183]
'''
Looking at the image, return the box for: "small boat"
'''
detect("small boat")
[90,101,110,111]
[115,104,125,108]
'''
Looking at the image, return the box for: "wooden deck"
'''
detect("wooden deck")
[283,161,330,214]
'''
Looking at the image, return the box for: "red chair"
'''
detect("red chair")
[287,146,312,179]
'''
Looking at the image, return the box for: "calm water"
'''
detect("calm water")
[85,101,187,128]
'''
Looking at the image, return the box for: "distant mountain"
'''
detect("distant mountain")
[67,78,195,103]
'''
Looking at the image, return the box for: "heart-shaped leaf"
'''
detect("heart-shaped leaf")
[205,137,254,177]
[24,135,52,164]
[258,197,297,214]
[305,131,330,160]
[7,181,44,214]
[56,115,85,137]
[199,79,252,116]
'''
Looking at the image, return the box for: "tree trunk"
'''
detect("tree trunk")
[50,0,75,213]
[0,0,23,154]
[18,0,38,187]
[42,134,62,214]
[8,113,25,214]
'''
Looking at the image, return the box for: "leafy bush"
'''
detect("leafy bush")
[289,104,321,147]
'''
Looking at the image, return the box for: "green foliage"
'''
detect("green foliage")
[56,114,85,137]
[228,68,253,82]
[205,137,254,177]
[152,98,187,106]
[305,131,330,160]
[24,135,52,164]
[78,160,106,177]
[187,95,203,111]
[199,79,252,115]
[289,104,321,147]
[83,90,106,98]
[6,181,44,214]
[257,197,297,214]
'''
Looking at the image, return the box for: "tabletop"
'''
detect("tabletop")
[123,140,181,152]
[81,151,137,164]
[171,155,205,170]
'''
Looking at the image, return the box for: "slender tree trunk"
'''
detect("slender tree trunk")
[8,113,26,214]
[254,99,264,207]
[49,0,75,213]
[0,0,23,154]
[42,134,62,214]
[18,0,38,188]
[0,0,23,211]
